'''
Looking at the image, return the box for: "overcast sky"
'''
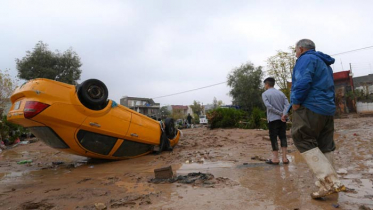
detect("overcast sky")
[1,0,373,106]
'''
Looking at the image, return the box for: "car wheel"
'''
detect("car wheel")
[77,79,109,110]
[164,118,176,139]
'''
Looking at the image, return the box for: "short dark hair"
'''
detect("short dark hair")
[263,77,275,87]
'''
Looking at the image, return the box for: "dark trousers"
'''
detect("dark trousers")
[268,120,287,151]
[291,106,335,153]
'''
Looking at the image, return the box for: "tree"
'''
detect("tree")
[160,106,171,118]
[0,69,17,115]
[266,46,296,98]
[213,97,223,109]
[16,41,82,85]
[227,62,264,112]
[190,100,203,115]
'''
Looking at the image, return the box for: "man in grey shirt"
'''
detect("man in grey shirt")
[262,77,290,164]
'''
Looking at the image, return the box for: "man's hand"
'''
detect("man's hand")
[293,104,300,111]
[281,114,288,122]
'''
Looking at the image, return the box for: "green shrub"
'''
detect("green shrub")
[0,115,27,143]
[193,113,199,124]
[249,107,266,129]
[207,108,246,129]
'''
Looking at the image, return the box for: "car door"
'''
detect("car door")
[78,106,131,139]
[125,113,161,145]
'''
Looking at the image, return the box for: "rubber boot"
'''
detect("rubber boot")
[324,151,335,169]
[301,148,346,199]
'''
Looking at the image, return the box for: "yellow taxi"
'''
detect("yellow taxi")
[7,78,180,160]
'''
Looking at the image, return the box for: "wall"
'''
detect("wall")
[355,85,373,95]
[356,102,373,114]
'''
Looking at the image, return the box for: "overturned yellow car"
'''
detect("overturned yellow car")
[7,78,180,160]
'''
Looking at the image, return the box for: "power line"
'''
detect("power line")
[152,45,373,100]
[331,45,373,56]
[152,81,227,99]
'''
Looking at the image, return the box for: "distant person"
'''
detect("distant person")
[284,39,345,199]
[262,77,290,165]
[187,113,193,128]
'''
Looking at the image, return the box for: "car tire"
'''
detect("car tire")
[164,118,176,139]
[77,79,109,110]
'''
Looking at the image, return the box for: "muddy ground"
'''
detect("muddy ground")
[0,117,372,210]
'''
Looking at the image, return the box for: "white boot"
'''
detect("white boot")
[301,148,346,199]
[324,151,335,169]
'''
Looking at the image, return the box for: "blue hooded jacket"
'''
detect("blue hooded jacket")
[289,49,336,116]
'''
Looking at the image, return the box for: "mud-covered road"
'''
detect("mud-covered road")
[0,117,372,210]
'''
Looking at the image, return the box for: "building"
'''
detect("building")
[333,70,355,114]
[353,74,373,95]
[120,96,160,118]
[353,74,373,114]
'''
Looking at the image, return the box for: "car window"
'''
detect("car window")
[113,140,152,158]
[29,127,69,149]
[77,130,117,155]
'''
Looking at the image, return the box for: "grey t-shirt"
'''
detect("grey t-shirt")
[262,88,290,122]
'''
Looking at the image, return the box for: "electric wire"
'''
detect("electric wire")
[152,81,227,99]
[331,45,373,56]
[152,45,373,99]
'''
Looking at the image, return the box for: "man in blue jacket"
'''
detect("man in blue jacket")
[284,39,346,199]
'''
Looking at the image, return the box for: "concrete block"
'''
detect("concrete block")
[154,166,173,179]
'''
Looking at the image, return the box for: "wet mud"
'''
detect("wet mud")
[0,117,372,209]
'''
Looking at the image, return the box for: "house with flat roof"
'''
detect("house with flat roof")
[353,74,373,95]
[120,96,160,118]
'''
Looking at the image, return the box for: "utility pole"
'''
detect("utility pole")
[349,63,354,93]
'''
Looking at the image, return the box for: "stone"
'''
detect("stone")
[154,166,173,179]
[95,203,107,210]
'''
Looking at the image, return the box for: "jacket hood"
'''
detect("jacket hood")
[305,50,335,66]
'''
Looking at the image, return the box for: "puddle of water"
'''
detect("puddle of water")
[115,181,155,194]
[174,161,237,182]
[177,161,234,174]
[0,168,71,184]
[342,174,362,179]
[340,179,373,205]
[0,150,24,159]
[0,150,41,160]
[287,151,305,164]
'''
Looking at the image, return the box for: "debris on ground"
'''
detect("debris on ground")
[21,201,55,210]
[262,136,270,141]
[28,138,39,143]
[52,161,64,166]
[149,172,238,187]
[94,203,107,210]
[337,168,348,174]
[150,172,214,185]
[359,205,372,210]
[17,160,32,164]
[110,193,157,208]
[154,166,173,179]
[251,155,267,161]
[332,203,340,208]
